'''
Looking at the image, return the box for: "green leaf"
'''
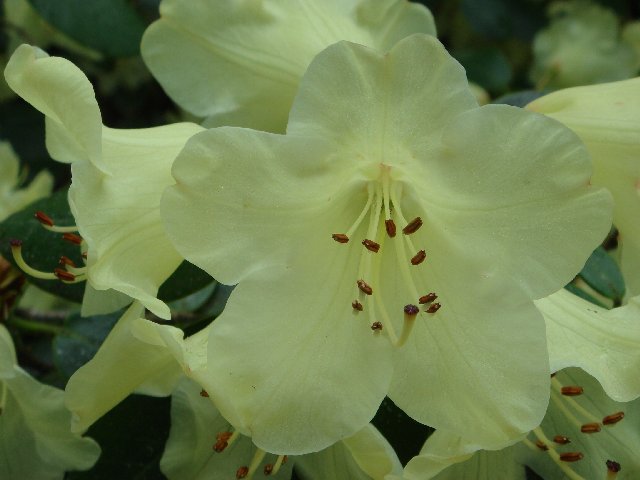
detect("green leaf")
[27,0,146,57]
[0,188,85,303]
[460,0,546,41]
[52,311,120,379]
[578,246,625,305]
[492,90,546,108]
[157,260,214,303]
[65,395,170,480]
[453,48,512,92]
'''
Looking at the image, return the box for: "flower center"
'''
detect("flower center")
[331,164,440,347]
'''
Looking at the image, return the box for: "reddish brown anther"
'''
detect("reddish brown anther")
[561,386,584,396]
[411,250,426,265]
[352,300,363,311]
[553,435,571,444]
[419,292,437,304]
[606,460,621,473]
[282,456,288,464]
[535,440,548,451]
[357,279,373,295]
[581,423,601,433]
[426,302,441,313]
[199,389,209,398]
[603,411,625,425]
[54,268,76,282]
[362,239,380,253]
[9,239,22,248]
[371,322,383,331]
[402,217,423,235]
[264,464,274,475]
[213,440,228,453]
[236,466,249,479]
[385,219,397,237]
[332,233,349,243]
[560,452,584,462]
[62,233,83,245]
[34,211,54,227]
[216,431,232,441]
[59,256,76,267]
[404,304,419,316]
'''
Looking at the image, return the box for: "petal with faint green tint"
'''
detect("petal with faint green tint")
[160,377,294,480]
[527,78,640,295]
[3,44,104,170]
[141,0,435,132]
[0,324,17,378]
[65,303,183,432]
[536,289,640,402]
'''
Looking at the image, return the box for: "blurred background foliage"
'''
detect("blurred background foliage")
[0,0,636,478]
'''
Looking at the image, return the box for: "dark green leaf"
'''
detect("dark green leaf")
[453,48,512,92]
[157,261,214,303]
[0,188,85,302]
[492,90,546,108]
[52,310,120,378]
[563,283,609,309]
[460,0,546,41]
[578,246,625,305]
[65,395,170,480]
[27,0,146,57]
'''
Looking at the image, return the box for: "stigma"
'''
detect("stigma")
[331,167,442,348]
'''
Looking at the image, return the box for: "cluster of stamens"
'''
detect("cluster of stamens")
[9,211,87,285]
[331,176,441,348]
[524,374,625,479]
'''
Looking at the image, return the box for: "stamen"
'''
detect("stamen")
[352,300,363,311]
[419,292,437,304]
[270,455,286,475]
[532,428,586,480]
[332,233,349,244]
[561,386,584,396]
[553,435,571,444]
[606,460,621,479]
[245,448,266,479]
[199,389,209,397]
[371,322,383,331]
[535,440,549,451]
[395,304,420,348]
[402,217,423,235]
[580,422,601,433]
[264,464,273,475]
[357,279,373,295]
[385,219,396,238]
[213,430,239,453]
[345,183,375,238]
[10,240,57,280]
[35,211,79,233]
[362,239,380,253]
[410,250,426,265]
[236,467,249,479]
[62,233,83,245]
[54,268,76,283]
[34,211,54,227]
[559,452,584,462]
[426,303,441,314]
[603,411,624,425]
[59,256,76,267]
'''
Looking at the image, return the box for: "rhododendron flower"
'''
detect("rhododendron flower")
[4,44,204,319]
[161,35,613,453]
[141,0,436,132]
[0,325,100,478]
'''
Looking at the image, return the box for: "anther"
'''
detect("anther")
[216,431,233,442]
[603,411,624,425]
[559,452,584,462]
[352,300,363,311]
[362,239,380,253]
[59,256,76,267]
[404,304,419,316]
[332,233,349,243]
[426,302,441,313]
[199,389,209,398]
[34,211,54,227]
[402,217,423,235]
[535,440,548,451]
[236,466,249,479]
[62,233,83,245]
[410,250,426,265]
[371,322,383,331]
[357,279,373,295]
[385,219,396,238]
[54,268,76,282]
[561,386,583,396]
[264,464,274,476]
[282,456,288,464]
[580,422,601,433]
[213,439,229,453]
[606,460,621,473]
[553,435,571,444]
[419,292,437,304]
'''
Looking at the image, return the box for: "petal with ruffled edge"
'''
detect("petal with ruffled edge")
[536,289,640,402]
[527,78,640,295]
[141,0,435,132]
[160,377,294,480]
